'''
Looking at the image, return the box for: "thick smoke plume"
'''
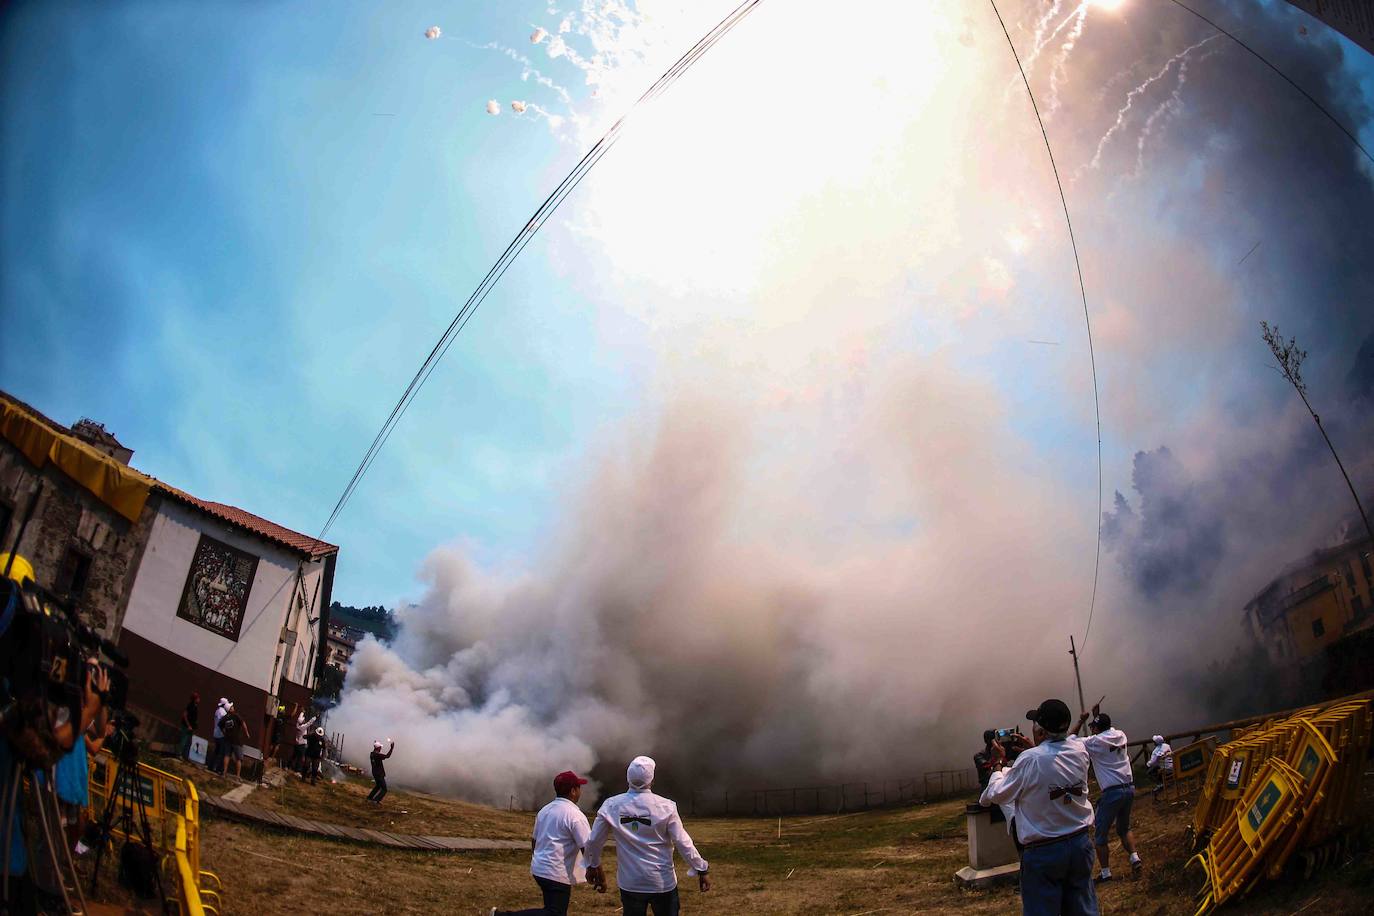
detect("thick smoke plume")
[332,374,1103,805]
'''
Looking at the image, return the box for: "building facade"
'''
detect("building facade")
[0,391,338,755]
[1244,535,1374,664]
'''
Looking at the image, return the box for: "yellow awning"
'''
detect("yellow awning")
[0,397,152,523]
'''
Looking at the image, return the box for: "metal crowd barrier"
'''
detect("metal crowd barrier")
[87,752,223,914]
[1186,698,1372,913]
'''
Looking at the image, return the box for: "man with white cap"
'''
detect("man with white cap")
[585,756,711,915]
[367,738,395,804]
[490,770,592,916]
[980,698,1098,916]
[208,698,230,774]
[1146,735,1173,789]
[1072,703,1142,881]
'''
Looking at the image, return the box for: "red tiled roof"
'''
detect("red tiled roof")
[157,487,338,560]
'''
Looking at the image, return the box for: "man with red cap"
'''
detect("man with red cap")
[490,770,592,916]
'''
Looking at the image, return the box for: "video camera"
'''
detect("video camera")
[0,575,130,768]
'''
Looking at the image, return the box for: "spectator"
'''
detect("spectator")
[305,726,326,786]
[292,709,317,776]
[267,704,288,765]
[179,692,199,761]
[1147,736,1173,789]
[490,770,591,916]
[980,699,1097,916]
[585,756,711,916]
[1073,704,1142,881]
[976,730,999,789]
[218,702,251,781]
[208,697,230,774]
[367,739,395,804]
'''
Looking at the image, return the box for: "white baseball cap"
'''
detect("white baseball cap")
[627,755,656,790]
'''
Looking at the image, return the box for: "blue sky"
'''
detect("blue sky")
[4,0,1374,622]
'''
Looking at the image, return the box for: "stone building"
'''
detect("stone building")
[0,390,338,755]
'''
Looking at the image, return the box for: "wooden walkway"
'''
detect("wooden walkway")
[201,794,527,852]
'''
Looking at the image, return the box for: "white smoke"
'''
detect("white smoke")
[486,99,501,115]
[331,371,1103,805]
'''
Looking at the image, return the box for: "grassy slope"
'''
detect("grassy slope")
[186,774,1374,915]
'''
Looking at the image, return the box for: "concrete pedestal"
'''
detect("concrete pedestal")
[954,803,1020,888]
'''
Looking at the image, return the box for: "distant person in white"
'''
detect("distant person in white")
[585,756,711,915]
[1072,703,1142,881]
[981,698,1098,916]
[1147,735,1174,787]
[490,770,591,916]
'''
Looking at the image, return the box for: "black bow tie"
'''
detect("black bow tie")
[620,816,651,827]
[1049,783,1087,802]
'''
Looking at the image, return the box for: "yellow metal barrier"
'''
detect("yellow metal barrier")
[86,753,223,914]
[1188,699,1372,913]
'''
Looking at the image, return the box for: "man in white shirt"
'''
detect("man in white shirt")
[980,698,1098,916]
[585,756,711,915]
[491,770,592,916]
[1146,735,1173,788]
[1072,704,1141,881]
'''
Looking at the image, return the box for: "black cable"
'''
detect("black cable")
[1165,0,1374,168]
[313,0,768,545]
[989,0,1104,651]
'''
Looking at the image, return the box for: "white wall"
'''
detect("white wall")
[122,498,307,692]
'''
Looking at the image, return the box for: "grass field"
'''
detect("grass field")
[173,763,1374,915]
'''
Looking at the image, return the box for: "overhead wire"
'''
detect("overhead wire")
[311,0,768,548]
[988,0,1104,651]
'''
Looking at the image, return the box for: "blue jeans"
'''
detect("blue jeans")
[1019,831,1098,916]
[1094,784,1134,847]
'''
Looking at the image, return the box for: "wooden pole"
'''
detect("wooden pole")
[1069,635,1087,716]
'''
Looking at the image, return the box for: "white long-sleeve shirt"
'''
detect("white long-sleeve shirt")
[585,789,708,894]
[1081,727,1134,790]
[979,736,1093,844]
[530,797,591,885]
[1147,742,1174,772]
[294,715,316,745]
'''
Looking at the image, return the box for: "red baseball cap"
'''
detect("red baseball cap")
[553,771,589,791]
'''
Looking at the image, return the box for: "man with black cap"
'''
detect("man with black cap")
[490,770,592,916]
[980,698,1098,916]
[1072,703,1142,882]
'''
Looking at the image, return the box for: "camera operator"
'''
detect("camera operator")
[976,729,1030,790]
[979,698,1097,916]
[3,658,110,913]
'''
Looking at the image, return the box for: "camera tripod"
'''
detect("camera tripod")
[88,733,166,912]
[2,759,89,916]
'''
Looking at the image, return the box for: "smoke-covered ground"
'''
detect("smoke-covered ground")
[330,0,1374,805]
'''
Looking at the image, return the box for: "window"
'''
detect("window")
[1361,553,1372,585]
[1354,595,1366,617]
[55,548,92,600]
[1345,564,1357,594]
[1311,618,1325,639]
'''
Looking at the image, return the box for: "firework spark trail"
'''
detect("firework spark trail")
[468,40,577,108]
[1019,1,1078,82]
[1045,3,1089,118]
[1079,35,1219,176]
[1132,45,1221,178]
